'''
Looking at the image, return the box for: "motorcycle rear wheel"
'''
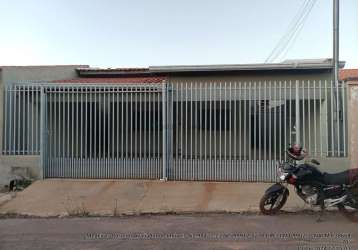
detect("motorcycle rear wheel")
[259,192,288,215]
[338,204,358,222]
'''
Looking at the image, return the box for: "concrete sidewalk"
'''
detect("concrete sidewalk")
[0,179,308,217]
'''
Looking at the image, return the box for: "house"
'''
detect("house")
[341,69,358,169]
[0,59,349,185]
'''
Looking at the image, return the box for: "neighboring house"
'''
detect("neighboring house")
[0,59,349,185]
[341,69,358,169]
[340,69,358,82]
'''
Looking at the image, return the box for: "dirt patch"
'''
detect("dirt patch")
[0,179,305,217]
[197,183,216,209]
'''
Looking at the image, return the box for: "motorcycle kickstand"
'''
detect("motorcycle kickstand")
[316,204,325,223]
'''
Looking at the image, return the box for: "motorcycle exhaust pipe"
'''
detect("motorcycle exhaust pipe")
[324,195,347,207]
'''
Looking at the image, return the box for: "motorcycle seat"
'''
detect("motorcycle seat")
[323,170,350,185]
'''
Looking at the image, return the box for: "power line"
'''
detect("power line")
[267,0,316,63]
[277,0,318,62]
[273,0,315,62]
[265,0,311,63]
[265,0,317,63]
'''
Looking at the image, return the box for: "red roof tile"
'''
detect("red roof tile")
[51,77,166,84]
[77,67,148,72]
[340,69,358,81]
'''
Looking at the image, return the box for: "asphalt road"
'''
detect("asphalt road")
[0,213,356,250]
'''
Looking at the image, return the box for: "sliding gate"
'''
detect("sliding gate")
[168,80,347,181]
[42,84,164,179]
[3,80,347,182]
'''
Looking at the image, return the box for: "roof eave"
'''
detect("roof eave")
[343,77,358,82]
[77,61,345,76]
[149,63,339,73]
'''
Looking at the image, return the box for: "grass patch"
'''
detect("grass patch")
[63,196,90,217]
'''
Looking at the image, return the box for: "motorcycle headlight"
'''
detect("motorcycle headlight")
[279,174,287,181]
[277,167,288,180]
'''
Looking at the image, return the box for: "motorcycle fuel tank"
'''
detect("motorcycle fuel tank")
[294,164,325,185]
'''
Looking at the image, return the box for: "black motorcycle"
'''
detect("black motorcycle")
[259,145,358,222]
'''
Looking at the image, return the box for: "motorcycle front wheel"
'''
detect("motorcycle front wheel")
[259,192,288,215]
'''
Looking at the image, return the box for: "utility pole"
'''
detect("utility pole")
[333,0,339,85]
[333,0,340,157]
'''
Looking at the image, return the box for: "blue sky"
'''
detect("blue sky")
[0,0,357,68]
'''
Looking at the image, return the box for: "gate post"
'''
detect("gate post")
[161,81,168,181]
[295,80,300,144]
[39,86,46,179]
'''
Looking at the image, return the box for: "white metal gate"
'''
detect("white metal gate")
[167,80,347,181]
[41,84,164,179]
[2,80,347,182]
